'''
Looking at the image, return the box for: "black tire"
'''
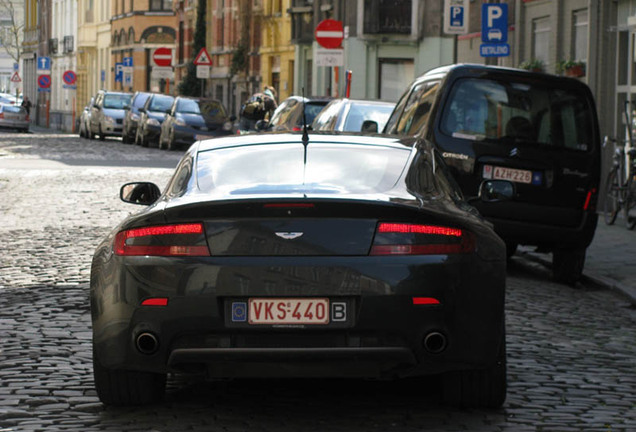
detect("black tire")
[98,126,105,141]
[625,182,636,230]
[604,168,620,225]
[442,328,507,409]
[93,352,166,406]
[552,247,586,285]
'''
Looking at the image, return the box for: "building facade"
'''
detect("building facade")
[0,0,24,94]
[260,0,294,101]
[110,0,177,94]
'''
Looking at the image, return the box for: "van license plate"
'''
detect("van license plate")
[484,165,536,184]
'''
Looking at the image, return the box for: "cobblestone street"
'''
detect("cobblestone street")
[0,131,635,431]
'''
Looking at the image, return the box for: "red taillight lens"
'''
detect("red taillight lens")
[141,298,169,306]
[370,223,474,255]
[114,223,210,256]
[583,188,597,211]
[292,126,302,131]
[0,113,4,119]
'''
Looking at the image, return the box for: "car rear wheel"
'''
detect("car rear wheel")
[167,130,177,151]
[93,352,166,406]
[442,328,507,409]
[98,126,105,141]
[552,247,585,285]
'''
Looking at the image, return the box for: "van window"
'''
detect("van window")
[387,81,440,136]
[440,78,594,152]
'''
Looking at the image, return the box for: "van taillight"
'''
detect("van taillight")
[114,223,210,256]
[370,223,474,255]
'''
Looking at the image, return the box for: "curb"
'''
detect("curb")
[516,250,636,307]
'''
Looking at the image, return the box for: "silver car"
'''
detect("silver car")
[89,91,132,140]
[0,104,29,132]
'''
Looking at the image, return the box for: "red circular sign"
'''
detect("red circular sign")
[152,48,172,67]
[62,70,77,85]
[315,19,344,49]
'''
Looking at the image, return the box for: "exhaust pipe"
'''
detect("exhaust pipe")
[136,332,159,355]
[423,332,447,354]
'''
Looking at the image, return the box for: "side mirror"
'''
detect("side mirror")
[93,104,100,109]
[229,115,237,122]
[123,104,130,110]
[138,107,146,113]
[478,180,516,202]
[120,182,161,205]
[361,120,378,133]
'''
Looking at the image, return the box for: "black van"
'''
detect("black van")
[383,64,601,285]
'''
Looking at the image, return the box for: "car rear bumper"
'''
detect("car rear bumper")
[486,211,598,249]
[91,253,506,378]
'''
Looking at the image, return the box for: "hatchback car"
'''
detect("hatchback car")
[311,98,395,133]
[91,132,510,408]
[158,97,234,150]
[255,96,332,132]
[135,94,175,147]
[383,64,601,284]
[89,90,133,140]
[122,92,152,144]
[0,104,29,132]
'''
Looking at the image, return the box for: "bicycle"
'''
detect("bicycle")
[603,136,636,229]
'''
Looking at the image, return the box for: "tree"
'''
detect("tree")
[178,0,206,96]
[0,0,23,64]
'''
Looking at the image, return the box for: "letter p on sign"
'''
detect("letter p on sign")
[487,6,503,27]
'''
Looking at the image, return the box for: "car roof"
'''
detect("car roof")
[196,132,419,153]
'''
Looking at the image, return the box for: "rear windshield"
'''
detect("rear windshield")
[196,144,410,195]
[440,78,595,151]
[1,105,25,114]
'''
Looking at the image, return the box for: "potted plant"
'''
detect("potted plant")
[556,60,586,78]
[519,59,545,73]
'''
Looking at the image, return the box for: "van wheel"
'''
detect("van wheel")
[552,247,586,285]
[442,328,507,408]
[93,352,166,406]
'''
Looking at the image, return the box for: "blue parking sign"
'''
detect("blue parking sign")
[114,62,124,83]
[482,3,508,43]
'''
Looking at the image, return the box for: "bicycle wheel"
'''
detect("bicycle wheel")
[624,178,636,230]
[604,167,620,225]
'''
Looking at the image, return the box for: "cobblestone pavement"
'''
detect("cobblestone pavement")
[0,131,635,431]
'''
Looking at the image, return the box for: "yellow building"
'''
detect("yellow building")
[111,0,177,94]
[260,0,294,101]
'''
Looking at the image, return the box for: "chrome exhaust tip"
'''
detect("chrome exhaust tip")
[423,332,447,354]
[136,332,159,355]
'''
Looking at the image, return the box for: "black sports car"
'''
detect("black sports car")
[90,132,510,408]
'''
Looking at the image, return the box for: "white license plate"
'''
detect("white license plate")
[483,165,533,184]
[248,298,329,325]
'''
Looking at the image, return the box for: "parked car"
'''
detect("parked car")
[255,96,332,132]
[0,93,20,105]
[383,63,601,284]
[89,90,133,140]
[135,94,175,147]
[122,91,152,144]
[158,97,235,150]
[78,97,94,139]
[90,132,510,407]
[311,98,395,133]
[0,104,29,132]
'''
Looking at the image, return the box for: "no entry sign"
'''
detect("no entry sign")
[315,19,344,49]
[152,48,173,67]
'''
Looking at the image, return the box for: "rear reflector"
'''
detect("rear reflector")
[583,188,597,211]
[412,297,441,305]
[115,223,210,256]
[370,223,474,255]
[141,298,169,306]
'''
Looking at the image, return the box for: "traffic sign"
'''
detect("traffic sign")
[10,72,21,83]
[37,56,51,71]
[482,3,508,43]
[444,0,469,35]
[115,62,124,82]
[152,48,173,67]
[315,19,344,49]
[38,74,51,92]
[315,48,344,67]
[196,65,210,79]
[62,70,77,86]
[123,56,133,67]
[193,48,212,66]
[13,63,19,72]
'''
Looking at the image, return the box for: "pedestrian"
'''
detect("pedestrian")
[21,96,32,117]
[237,86,278,133]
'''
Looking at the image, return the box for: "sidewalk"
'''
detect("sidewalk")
[519,216,636,306]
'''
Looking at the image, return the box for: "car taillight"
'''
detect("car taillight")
[0,113,4,119]
[370,222,475,255]
[114,223,210,256]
